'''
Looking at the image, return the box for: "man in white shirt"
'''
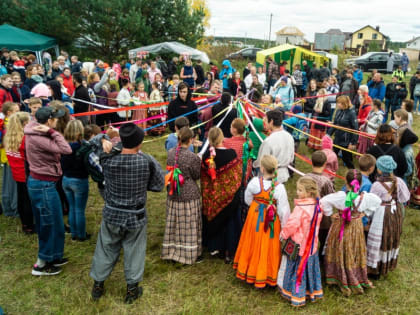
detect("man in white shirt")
[254,110,295,183]
[147,61,162,83]
[129,59,142,83]
[244,66,257,92]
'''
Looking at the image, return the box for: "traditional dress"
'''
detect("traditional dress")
[278,198,323,307]
[132,91,148,130]
[367,176,410,276]
[320,191,381,295]
[162,147,202,264]
[201,148,242,258]
[223,135,253,224]
[147,90,165,136]
[233,176,290,288]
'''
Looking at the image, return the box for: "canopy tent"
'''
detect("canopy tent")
[256,44,330,72]
[0,24,59,63]
[128,41,210,64]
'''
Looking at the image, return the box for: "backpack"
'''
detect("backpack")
[414,83,420,97]
[294,118,309,141]
[76,141,104,184]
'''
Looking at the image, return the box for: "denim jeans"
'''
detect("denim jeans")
[27,176,65,262]
[2,164,18,217]
[62,176,89,239]
[414,96,420,112]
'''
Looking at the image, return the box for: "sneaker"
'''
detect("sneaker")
[32,263,61,276]
[51,258,69,267]
[91,281,104,301]
[124,283,143,304]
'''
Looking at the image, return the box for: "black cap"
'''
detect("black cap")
[35,107,65,124]
[119,123,145,149]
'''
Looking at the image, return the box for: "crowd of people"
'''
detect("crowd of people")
[0,48,419,307]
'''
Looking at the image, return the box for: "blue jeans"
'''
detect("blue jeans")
[27,176,65,262]
[414,96,420,112]
[62,176,89,239]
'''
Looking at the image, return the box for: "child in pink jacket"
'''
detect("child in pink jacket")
[278,177,323,307]
[321,135,338,182]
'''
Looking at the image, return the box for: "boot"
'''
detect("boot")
[124,283,143,304]
[91,281,104,301]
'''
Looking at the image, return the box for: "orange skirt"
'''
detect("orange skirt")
[233,201,281,288]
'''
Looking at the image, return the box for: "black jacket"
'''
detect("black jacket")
[167,61,178,78]
[71,61,83,74]
[385,82,408,106]
[194,64,205,85]
[167,89,198,132]
[228,79,246,97]
[367,144,408,180]
[304,90,317,113]
[327,108,358,146]
[409,76,420,100]
[73,85,90,113]
[212,103,237,138]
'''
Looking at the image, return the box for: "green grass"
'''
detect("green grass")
[1,74,419,314]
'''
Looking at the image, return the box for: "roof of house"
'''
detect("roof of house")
[326,28,343,35]
[275,26,304,37]
[406,36,420,44]
[351,25,387,38]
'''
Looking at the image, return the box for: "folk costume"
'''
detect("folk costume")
[201,146,242,259]
[162,146,202,264]
[278,198,323,307]
[320,183,381,296]
[233,176,290,288]
[367,156,410,277]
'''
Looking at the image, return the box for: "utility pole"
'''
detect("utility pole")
[268,13,273,47]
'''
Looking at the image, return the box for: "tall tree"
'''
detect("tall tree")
[0,0,207,61]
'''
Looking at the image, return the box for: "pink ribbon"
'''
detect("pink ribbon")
[339,208,352,241]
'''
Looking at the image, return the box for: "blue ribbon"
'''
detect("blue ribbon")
[256,203,265,232]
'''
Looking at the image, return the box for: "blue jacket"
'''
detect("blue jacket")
[219,60,235,89]
[367,80,386,101]
[271,84,294,109]
[353,69,363,85]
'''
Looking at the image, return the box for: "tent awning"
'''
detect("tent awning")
[0,24,57,51]
[128,41,210,64]
[256,44,330,71]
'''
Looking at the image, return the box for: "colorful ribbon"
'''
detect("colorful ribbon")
[339,181,360,241]
[165,146,185,195]
[296,199,322,293]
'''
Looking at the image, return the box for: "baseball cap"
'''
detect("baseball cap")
[35,107,65,124]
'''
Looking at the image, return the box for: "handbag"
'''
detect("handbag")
[281,237,300,261]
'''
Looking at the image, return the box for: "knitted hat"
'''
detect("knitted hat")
[31,83,51,98]
[292,105,302,114]
[119,123,144,149]
[321,135,333,150]
[280,76,288,84]
[376,155,397,174]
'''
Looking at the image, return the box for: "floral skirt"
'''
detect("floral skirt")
[324,213,373,296]
[279,254,323,307]
[307,126,326,150]
[357,135,374,155]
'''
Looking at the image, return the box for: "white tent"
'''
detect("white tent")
[128,41,210,64]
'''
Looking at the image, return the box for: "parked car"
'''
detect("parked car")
[345,52,401,73]
[226,47,262,60]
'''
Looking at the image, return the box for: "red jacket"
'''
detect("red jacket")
[357,96,372,126]
[6,136,26,182]
[0,86,13,111]
[60,73,75,96]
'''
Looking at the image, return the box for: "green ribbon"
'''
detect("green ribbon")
[345,191,358,208]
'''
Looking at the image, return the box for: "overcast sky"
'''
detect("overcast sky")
[206,0,420,42]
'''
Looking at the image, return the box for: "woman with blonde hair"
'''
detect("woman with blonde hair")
[61,119,91,241]
[201,127,243,263]
[307,88,331,150]
[4,111,34,233]
[326,95,358,169]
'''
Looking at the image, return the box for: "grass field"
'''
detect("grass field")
[0,74,419,314]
